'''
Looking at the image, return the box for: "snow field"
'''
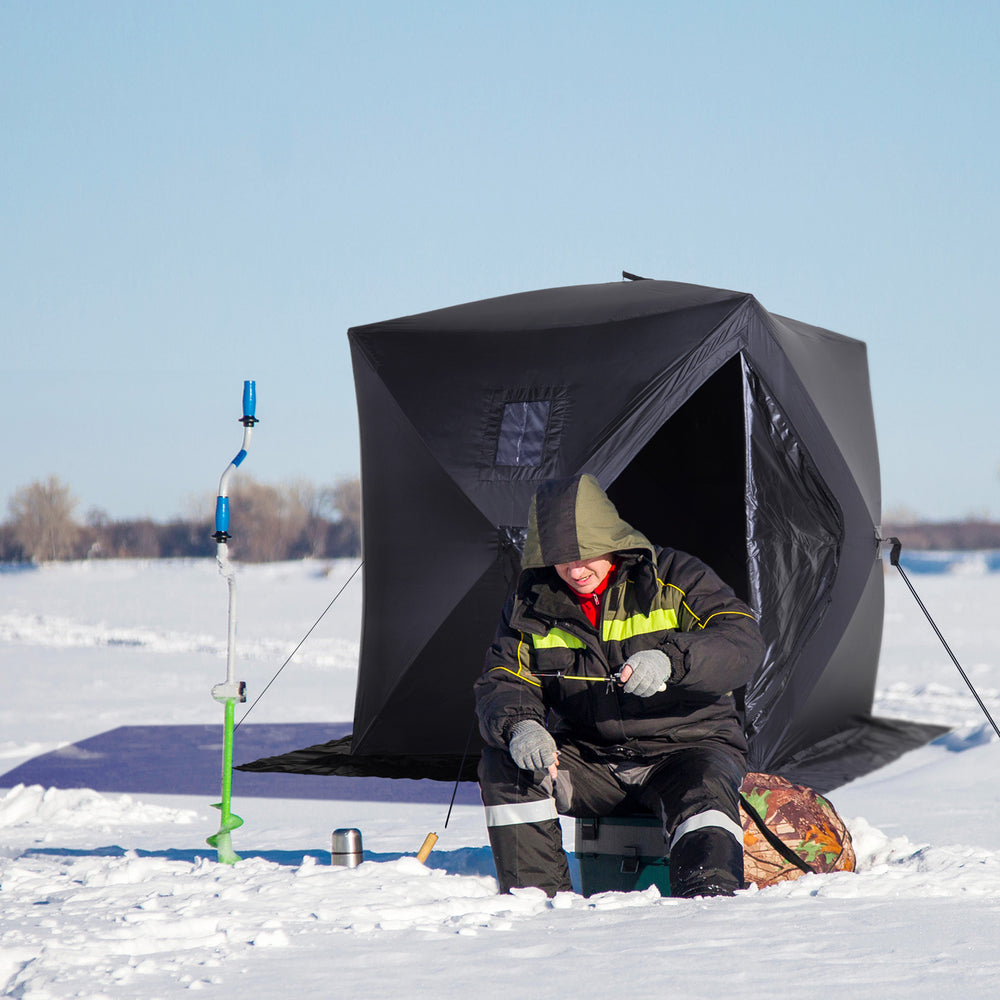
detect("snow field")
[1,558,999,998]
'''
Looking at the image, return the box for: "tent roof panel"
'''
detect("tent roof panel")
[349,279,749,338]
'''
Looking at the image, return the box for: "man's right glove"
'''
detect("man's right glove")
[507,719,558,771]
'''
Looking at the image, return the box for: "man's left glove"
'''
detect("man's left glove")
[507,720,558,771]
[620,648,672,697]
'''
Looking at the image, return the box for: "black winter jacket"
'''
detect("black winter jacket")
[474,476,764,759]
[475,548,763,757]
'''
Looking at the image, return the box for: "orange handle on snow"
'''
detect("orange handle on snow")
[416,832,438,863]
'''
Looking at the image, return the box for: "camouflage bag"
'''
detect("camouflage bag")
[739,772,856,888]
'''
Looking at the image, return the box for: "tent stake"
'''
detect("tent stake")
[207,380,258,863]
[885,537,1000,741]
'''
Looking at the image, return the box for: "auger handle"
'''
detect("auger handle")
[242,380,257,423]
[214,380,258,543]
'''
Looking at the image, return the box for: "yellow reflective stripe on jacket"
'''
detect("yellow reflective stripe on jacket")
[701,609,759,627]
[663,581,702,627]
[515,634,542,685]
[487,664,542,687]
[602,607,678,642]
[531,627,587,650]
[660,581,759,631]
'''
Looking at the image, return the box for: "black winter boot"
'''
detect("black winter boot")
[669,827,744,898]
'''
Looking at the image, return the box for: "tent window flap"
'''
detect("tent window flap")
[495,400,551,467]
[480,387,569,481]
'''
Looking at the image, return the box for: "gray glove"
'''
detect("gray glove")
[620,648,672,697]
[508,720,558,771]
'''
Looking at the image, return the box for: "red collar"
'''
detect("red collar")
[569,563,616,627]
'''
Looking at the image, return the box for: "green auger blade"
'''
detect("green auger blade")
[207,803,244,864]
[208,694,244,864]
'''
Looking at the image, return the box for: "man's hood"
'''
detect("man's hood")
[521,474,654,570]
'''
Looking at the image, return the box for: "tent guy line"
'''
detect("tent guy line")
[886,536,1000,741]
[235,560,365,733]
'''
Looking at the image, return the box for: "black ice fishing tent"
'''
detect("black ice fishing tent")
[240,277,943,793]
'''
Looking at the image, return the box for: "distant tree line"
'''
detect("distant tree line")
[0,475,362,563]
[4,475,997,564]
[880,518,1000,551]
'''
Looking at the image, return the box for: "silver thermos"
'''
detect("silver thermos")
[331,827,363,867]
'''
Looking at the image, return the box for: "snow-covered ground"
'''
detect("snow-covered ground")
[2,556,1000,998]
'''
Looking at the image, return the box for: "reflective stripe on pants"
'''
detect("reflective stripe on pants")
[670,808,744,849]
[485,797,559,828]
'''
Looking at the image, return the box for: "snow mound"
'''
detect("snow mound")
[0,785,199,830]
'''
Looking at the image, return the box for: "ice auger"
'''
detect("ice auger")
[207,380,258,864]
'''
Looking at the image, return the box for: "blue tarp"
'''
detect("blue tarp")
[0,723,483,804]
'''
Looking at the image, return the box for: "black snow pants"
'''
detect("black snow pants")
[479,738,746,898]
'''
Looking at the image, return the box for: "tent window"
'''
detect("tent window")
[495,401,551,467]
[480,386,568,481]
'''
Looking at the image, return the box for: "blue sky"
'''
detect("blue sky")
[3,1,998,523]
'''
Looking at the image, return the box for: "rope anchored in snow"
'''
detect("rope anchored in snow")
[207,380,258,864]
[885,536,1000,742]
[234,559,364,733]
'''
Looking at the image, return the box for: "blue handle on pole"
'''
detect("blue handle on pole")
[214,381,256,543]
[215,496,230,535]
[242,380,256,421]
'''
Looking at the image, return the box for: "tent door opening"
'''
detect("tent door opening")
[605,355,749,602]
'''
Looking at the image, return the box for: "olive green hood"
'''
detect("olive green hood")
[521,474,654,570]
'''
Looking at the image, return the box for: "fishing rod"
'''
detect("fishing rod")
[530,667,665,694]
[207,380,258,864]
[884,536,1000,741]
